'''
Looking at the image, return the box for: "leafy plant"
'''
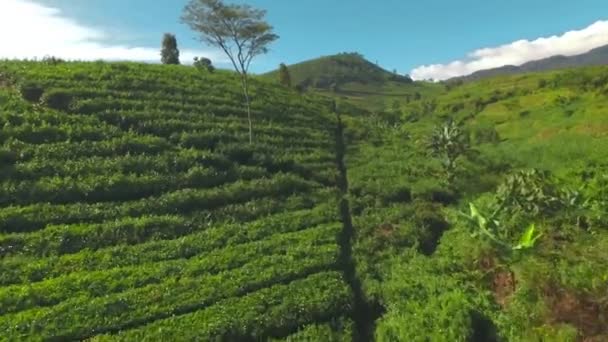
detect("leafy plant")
[512,223,543,250]
[460,202,542,252]
[495,169,563,216]
[428,119,470,185]
[193,56,214,72]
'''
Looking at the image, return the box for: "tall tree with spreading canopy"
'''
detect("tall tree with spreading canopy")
[278,63,291,88]
[160,33,180,65]
[182,0,278,143]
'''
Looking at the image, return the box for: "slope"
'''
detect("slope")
[0,60,357,341]
[264,52,412,88]
[339,65,608,340]
[264,52,443,112]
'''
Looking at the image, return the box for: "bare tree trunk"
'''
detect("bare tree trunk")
[240,74,252,144]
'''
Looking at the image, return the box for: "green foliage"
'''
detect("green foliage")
[264,52,414,90]
[91,272,352,341]
[345,64,608,341]
[495,169,563,216]
[0,232,342,340]
[0,60,347,340]
[273,319,353,341]
[160,33,180,65]
[181,0,279,143]
[41,56,65,65]
[279,63,292,88]
[428,119,471,185]
[2,57,608,341]
[193,56,214,72]
[512,223,542,250]
[375,252,495,342]
[460,202,542,252]
[470,124,500,144]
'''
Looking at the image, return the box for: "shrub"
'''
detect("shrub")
[428,119,471,185]
[495,169,563,217]
[41,56,65,65]
[193,57,214,72]
[375,254,495,342]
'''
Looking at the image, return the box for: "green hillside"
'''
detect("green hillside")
[0,61,355,340]
[264,53,443,112]
[264,52,412,88]
[341,65,608,341]
[0,60,607,341]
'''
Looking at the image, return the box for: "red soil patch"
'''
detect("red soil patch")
[478,255,517,307]
[477,255,607,339]
[492,270,517,307]
[544,285,608,339]
[573,123,608,137]
[536,127,561,140]
[374,223,397,240]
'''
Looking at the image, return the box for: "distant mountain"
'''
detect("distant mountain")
[454,44,608,81]
[264,52,413,90]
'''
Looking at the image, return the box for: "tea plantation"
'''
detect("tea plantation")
[0,61,354,341]
[0,60,607,341]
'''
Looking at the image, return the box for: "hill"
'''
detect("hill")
[264,52,443,112]
[0,60,607,341]
[455,44,608,81]
[265,52,413,90]
[0,61,357,340]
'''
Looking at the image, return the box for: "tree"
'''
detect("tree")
[278,63,291,88]
[182,0,279,144]
[161,33,180,64]
[193,57,215,72]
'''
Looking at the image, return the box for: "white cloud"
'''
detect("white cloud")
[0,0,225,63]
[411,20,608,81]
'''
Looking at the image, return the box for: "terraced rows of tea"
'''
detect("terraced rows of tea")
[0,62,354,340]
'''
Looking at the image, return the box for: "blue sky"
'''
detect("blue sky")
[2,0,608,79]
